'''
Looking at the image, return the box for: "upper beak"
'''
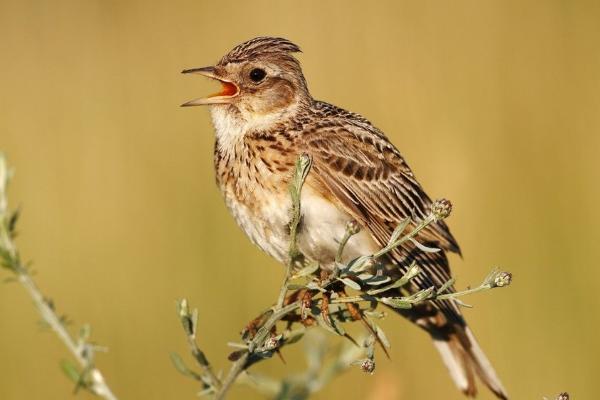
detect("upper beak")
[181,66,239,107]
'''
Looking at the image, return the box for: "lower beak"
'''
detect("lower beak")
[181,66,239,107]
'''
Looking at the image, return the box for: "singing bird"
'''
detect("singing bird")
[182,37,507,399]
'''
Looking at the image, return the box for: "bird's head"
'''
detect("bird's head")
[182,37,310,126]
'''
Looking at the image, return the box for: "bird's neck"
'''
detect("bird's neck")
[209,100,306,154]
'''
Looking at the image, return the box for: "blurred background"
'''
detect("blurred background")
[1,0,599,399]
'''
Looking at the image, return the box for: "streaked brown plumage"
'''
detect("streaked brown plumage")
[183,37,508,399]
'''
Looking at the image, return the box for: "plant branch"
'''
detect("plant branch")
[214,301,302,400]
[0,153,118,400]
[276,154,312,310]
[173,299,221,393]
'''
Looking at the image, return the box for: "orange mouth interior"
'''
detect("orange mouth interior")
[210,81,238,98]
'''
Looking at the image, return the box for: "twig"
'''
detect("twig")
[174,299,221,392]
[330,269,510,306]
[335,221,360,263]
[276,154,312,310]
[214,301,302,400]
[215,352,248,400]
[0,153,118,400]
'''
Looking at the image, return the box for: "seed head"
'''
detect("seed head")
[261,335,281,352]
[493,271,512,288]
[346,220,361,235]
[360,358,375,374]
[556,393,569,400]
[431,199,452,221]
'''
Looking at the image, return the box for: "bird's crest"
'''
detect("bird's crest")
[219,37,302,65]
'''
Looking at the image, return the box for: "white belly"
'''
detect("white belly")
[224,184,379,268]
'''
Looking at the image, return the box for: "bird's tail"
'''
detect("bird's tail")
[431,325,508,399]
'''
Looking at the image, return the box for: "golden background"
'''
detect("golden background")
[1,0,599,399]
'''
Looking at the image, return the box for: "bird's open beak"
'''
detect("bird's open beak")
[181,66,240,107]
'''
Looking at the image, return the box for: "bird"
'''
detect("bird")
[182,37,508,399]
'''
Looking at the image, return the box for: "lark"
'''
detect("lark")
[183,37,508,399]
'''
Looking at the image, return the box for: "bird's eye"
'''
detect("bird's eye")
[249,68,266,82]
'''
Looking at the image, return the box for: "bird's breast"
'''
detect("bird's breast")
[217,163,379,267]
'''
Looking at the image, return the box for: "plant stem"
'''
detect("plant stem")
[214,353,248,400]
[0,154,117,400]
[335,224,357,264]
[275,262,293,312]
[276,154,311,310]
[373,215,435,259]
[184,326,221,391]
[18,271,118,400]
[214,301,301,400]
[331,280,495,307]
[436,284,492,301]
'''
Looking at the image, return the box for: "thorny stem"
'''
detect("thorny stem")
[0,154,117,400]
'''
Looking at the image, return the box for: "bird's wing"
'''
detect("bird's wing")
[299,103,460,306]
[297,104,508,399]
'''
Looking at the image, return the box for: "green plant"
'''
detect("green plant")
[0,153,118,400]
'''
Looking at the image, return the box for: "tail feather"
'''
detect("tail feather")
[433,327,508,399]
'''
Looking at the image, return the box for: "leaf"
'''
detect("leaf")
[315,314,345,336]
[177,299,196,336]
[364,335,376,359]
[407,287,435,303]
[357,272,374,281]
[364,275,391,286]
[348,255,373,272]
[284,330,305,345]
[170,353,191,376]
[0,247,17,271]
[291,262,319,279]
[198,387,216,397]
[396,262,421,286]
[409,238,441,253]
[367,262,420,295]
[305,281,326,292]
[8,208,20,236]
[60,360,81,384]
[364,310,386,319]
[375,325,391,349]
[193,349,209,367]
[389,218,411,244]
[337,277,361,291]
[191,308,199,336]
[436,277,456,294]
[454,299,473,308]
[380,297,413,309]
[181,315,194,337]
[79,324,91,342]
